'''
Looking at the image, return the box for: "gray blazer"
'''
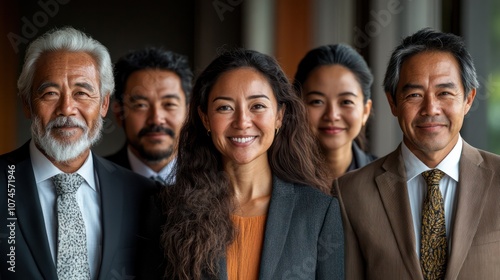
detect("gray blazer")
[137,176,345,279]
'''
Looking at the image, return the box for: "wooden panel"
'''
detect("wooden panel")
[0,2,20,154]
[274,0,312,80]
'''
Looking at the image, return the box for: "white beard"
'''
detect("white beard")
[32,115,103,163]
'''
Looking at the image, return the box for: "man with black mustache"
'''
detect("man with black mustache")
[106,47,193,184]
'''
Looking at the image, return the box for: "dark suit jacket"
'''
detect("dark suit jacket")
[105,145,131,170]
[336,141,500,279]
[137,176,345,279]
[349,141,377,172]
[0,141,158,280]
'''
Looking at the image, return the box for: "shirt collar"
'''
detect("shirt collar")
[126,145,176,179]
[30,139,97,191]
[402,135,462,182]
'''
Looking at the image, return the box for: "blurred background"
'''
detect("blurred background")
[1,0,499,158]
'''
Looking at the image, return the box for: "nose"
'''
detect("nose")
[147,103,167,126]
[322,102,340,121]
[421,94,441,116]
[56,92,77,116]
[233,108,251,129]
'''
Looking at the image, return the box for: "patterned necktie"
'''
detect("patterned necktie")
[52,173,91,279]
[420,169,447,280]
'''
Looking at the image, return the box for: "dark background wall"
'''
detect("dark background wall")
[2,0,243,156]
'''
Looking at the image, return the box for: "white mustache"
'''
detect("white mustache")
[46,116,87,132]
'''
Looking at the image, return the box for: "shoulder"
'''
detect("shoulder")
[0,141,30,165]
[94,154,159,194]
[103,145,130,168]
[352,142,378,168]
[272,176,338,215]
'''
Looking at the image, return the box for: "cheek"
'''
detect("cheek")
[306,107,323,125]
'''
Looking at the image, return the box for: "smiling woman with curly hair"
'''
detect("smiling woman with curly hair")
[137,48,344,280]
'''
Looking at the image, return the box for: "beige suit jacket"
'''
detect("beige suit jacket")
[336,142,500,279]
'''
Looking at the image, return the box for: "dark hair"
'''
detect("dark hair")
[113,47,193,103]
[294,43,373,103]
[383,27,479,104]
[160,49,330,279]
[293,44,374,151]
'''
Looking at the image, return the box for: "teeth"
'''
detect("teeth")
[231,137,255,143]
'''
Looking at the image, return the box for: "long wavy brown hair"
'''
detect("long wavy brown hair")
[160,49,330,280]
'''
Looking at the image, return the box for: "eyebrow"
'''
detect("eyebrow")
[212,94,271,102]
[36,82,96,93]
[305,91,358,97]
[36,82,59,93]
[401,82,458,92]
[128,94,181,102]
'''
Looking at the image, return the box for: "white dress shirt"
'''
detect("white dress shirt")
[402,136,462,257]
[30,140,102,279]
[127,146,176,184]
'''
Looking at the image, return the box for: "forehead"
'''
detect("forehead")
[210,67,276,100]
[33,51,99,87]
[305,65,362,91]
[125,69,185,97]
[398,51,462,88]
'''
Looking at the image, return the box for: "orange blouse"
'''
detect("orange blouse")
[226,214,267,280]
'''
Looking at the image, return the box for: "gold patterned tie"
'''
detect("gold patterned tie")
[420,169,447,280]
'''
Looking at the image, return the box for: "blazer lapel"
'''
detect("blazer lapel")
[375,147,422,279]
[258,177,295,280]
[446,142,493,279]
[93,155,124,279]
[14,144,57,279]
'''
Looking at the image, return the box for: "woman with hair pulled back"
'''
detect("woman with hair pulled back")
[294,44,376,183]
[138,49,344,279]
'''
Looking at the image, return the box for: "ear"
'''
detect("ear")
[197,106,210,131]
[100,94,110,117]
[276,104,286,129]
[385,92,398,117]
[362,99,372,126]
[464,88,476,115]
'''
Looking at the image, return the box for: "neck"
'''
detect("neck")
[323,144,353,179]
[129,145,175,173]
[224,160,273,217]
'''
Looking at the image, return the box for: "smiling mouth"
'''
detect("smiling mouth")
[230,136,256,143]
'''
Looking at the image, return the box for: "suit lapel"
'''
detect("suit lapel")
[93,155,124,279]
[375,148,422,279]
[258,177,295,280]
[446,143,493,279]
[14,143,57,279]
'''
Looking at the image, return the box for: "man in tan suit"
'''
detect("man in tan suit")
[336,27,500,279]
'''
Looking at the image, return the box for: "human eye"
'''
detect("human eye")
[216,105,233,112]
[162,101,179,110]
[405,93,422,99]
[307,99,324,106]
[252,103,267,110]
[130,101,149,111]
[41,91,58,99]
[341,99,355,105]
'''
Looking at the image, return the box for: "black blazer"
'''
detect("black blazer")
[105,145,131,170]
[0,141,158,280]
[137,176,345,279]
